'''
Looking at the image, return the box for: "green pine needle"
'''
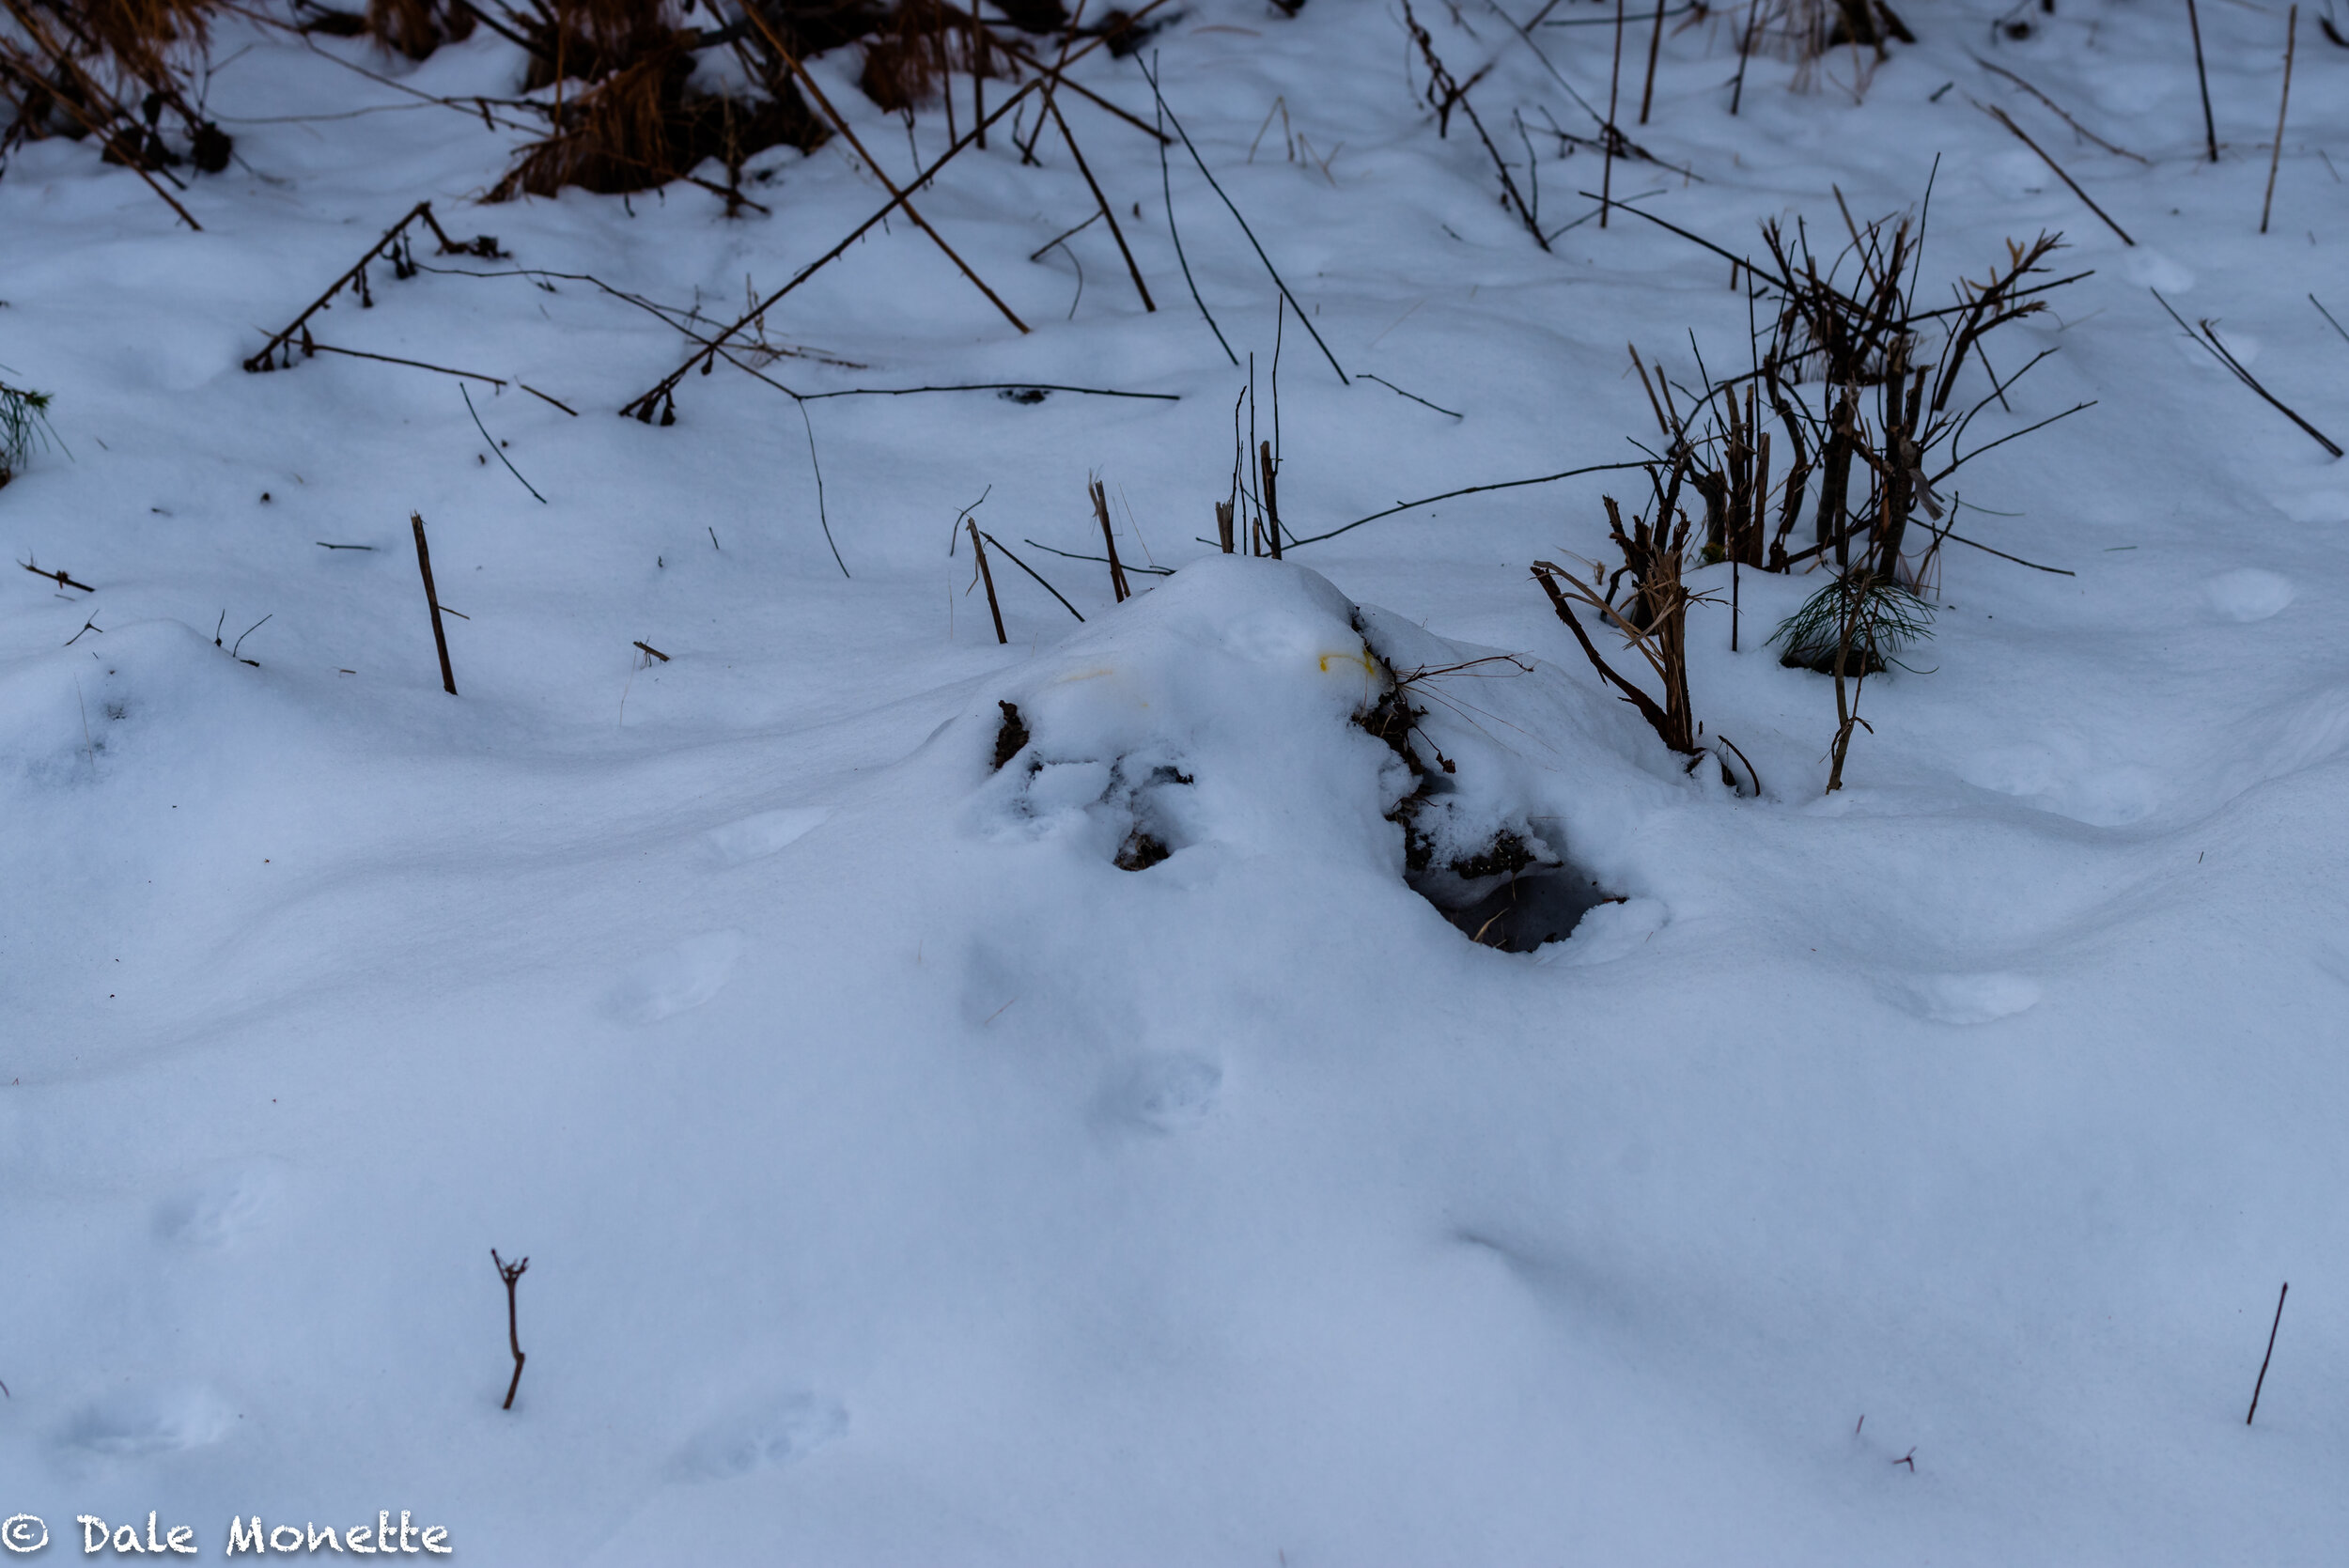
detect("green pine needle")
[1768,569,1937,675]
[1,381,59,480]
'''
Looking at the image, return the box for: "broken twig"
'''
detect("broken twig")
[411,512,458,695]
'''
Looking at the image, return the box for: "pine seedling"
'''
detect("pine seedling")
[0,381,58,488]
[1768,568,1934,792]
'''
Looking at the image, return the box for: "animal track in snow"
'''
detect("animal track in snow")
[2205,568,2295,624]
[699,807,828,867]
[156,1158,288,1247]
[669,1392,847,1482]
[1099,1055,1222,1133]
[62,1385,234,1458]
[1881,971,2042,1025]
[607,931,746,1024]
[1964,747,2159,827]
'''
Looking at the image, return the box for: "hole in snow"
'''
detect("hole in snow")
[1411,862,1618,953]
[1353,642,1617,954]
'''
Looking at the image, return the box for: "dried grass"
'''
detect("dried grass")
[366,0,474,62]
[859,0,999,115]
[489,37,826,199]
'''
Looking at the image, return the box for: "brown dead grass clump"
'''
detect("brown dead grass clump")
[489,36,828,199]
[518,0,675,89]
[858,0,1000,114]
[1,0,233,173]
[366,0,476,62]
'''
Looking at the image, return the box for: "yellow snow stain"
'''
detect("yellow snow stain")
[1319,645,1377,675]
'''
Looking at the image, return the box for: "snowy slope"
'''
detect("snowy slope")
[5,0,2349,1560]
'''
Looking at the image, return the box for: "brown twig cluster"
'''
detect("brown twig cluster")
[243,200,506,375]
[1524,190,2089,784]
[1610,192,2090,598]
[1532,494,1703,757]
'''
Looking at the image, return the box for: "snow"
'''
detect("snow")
[5,0,2349,1560]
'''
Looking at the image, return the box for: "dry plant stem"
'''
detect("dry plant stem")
[967,520,1007,642]
[1637,0,1664,124]
[1021,536,1172,576]
[986,32,1166,144]
[490,1250,527,1411]
[1399,4,1548,250]
[1581,197,1795,291]
[1142,56,1348,383]
[1532,551,1695,756]
[1941,530,2075,575]
[2313,293,2349,345]
[1090,478,1130,600]
[1813,386,1856,560]
[976,530,1085,620]
[1822,577,1878,793]
[1980,104,2134,245]
[1601,0,1624,226]
[803,381,1174,402]
[411,512,458,695]
[1259,441,1283,559]
[1731,0,1759,115]
[2247,1281,2289,1425]
[2187,0,2220,163]
[1533,566,1676,744]
[2260,7,2297,235]
[1155,70,1236,365]
[622,77,1047,418]
[1288,459,1653,548]
[302,343,505,384]
[245,203,460,372]
[1970,55,2148,163]
[2155,288,2343,456]
[1361,373,1463,418]
[1050,99,1155,311]
[798,402,848,578]
[1215,500,1236,552]
[462,384,546,504]
[1016,0,1092,163]
[21,557,95,591]
[739,6,1027,335]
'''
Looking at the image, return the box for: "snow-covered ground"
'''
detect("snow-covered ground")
[6,0,2349,1560]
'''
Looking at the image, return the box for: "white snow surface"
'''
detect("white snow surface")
[6,0,2349,1560]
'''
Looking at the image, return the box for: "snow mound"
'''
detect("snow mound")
[961,556,1663,949]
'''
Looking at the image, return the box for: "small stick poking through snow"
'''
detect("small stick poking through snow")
[967,521,1007,644]
[490,1250,528,1411]
[2187,0,2220,164]
[1090,478,1131,602]
[411,513,458,696]
[2260,8,2299,235]
[2247,1281,2289,1424]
